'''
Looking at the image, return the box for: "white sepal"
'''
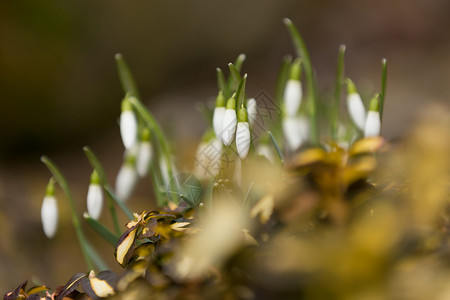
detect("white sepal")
[246,98,257,127]
[364,111,381,137]
[194,138,222,180]
[236,122,251,159]
[41,195,58,239]
[212,107,226,141]
[347,93,366,131]
[120,110,138,150]
[282,116,309,151]
[221,108,237,146]
[257,144,275,164]
[115,162,138,202]
[284,79,302,117]
[87,183,103,220]
[136,141,153,177]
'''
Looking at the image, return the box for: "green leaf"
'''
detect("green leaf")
[234,74,247,110]
[268,131,284,164]
[275,55,292,104]
[115,53,140,98]
[226,53,246,92]
[83,212,119,247]
[380,58,387,121]
[104,186,134,220]
[331,44,346,141]
[283,18,318,145]
[216,67,229,98]
[228,62,242,87]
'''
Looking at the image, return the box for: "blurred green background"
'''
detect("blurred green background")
[1,0,449,291]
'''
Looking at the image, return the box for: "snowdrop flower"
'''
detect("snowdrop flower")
[115,153,138,202]
[284,59,302,117]
[136,128,153,177]
[246,98,257,127]
[282,115,309,151]
[346,79,366,131]
[364,95,381,137]
[212,91,226,141]
[120,96,138,150]
[194,131,222,180]
[159,156,177,188]
[256,135,275,164]
[86,170,103,220]
[41,178,58,239]
[236,106,251,159]
[221,97,237,146]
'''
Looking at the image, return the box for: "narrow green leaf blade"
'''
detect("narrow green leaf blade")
[115,53,140,98]
[83,212,119,247]
[331,44,346,140]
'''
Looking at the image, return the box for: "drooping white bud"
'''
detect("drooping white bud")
[115,154,138,202]
[136,129,153,177]
[364,95,381,137]
[221,97,237,146]
[212,91,226,141]
[120,97,138,150]
[282,116,309,151]
[256,143,275,164]
[41,178,58,239]
[246,98,257,127]
[194,134,222,180]
[284,59,302,117]
[284,80,302,117]
[87,171,103,220]
[346,79,366,131]
[236,106,251,159]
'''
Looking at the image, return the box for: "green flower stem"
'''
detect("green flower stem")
[331,45,346,141]
[41,156,108,271]
[228,63,242,88]
[83,146,131,232]
[83,213,119,246]
[275,55,293,104]
[104,186,134,220]
[268,131,284,165]
[380,58,387,121]
[283,18,318,145]
[150,163,166,207]
[128,97,179,205]
[115,53,140,99]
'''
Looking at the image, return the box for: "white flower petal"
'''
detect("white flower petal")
[347,93,366,131]
[212,107,226,141]
[41,195,58,239]
[282,116,309,151]
[284,80,302,117]
[236,122,251,159]
[364,111,381,137]
[137,142,153,177]
[87,184,103,220]
[221,109,237,146]
[120,110,138,150]
[256,144,275,164]
[194,139,222,180]
[115,164,138,202]
[246,98,257,127]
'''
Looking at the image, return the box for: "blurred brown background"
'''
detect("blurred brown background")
[1,0,449,291]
